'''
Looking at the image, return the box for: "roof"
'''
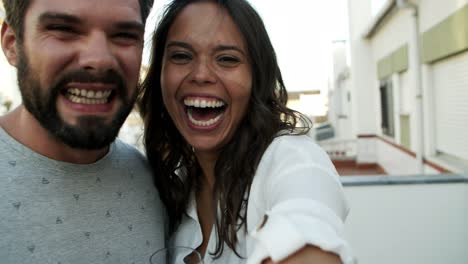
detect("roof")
[288,90,321,101]
[362,0,397,39]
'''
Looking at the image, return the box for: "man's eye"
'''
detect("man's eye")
[46,24,76,34]
[169,52,192,64]
[115,32,140,40]
[217,55,240,66]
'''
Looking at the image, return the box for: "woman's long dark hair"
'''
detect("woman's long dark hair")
[139,0,311,258]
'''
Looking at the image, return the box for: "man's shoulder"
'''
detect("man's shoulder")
[112,138,145,157]
[111,138,148,165]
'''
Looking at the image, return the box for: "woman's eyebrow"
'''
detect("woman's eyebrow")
[166,41,246,56]
[213,45,246,56]
[166,41,194,51]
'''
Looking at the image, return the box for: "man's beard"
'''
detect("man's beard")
[16,48,137,150]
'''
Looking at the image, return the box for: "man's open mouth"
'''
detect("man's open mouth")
[63,87,115,105]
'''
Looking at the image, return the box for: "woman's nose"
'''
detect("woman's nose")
[189,58,217,85]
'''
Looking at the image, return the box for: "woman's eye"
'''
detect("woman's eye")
[217,55,240,66]
[169,52,192,64]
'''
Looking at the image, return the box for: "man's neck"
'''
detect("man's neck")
[0,105,109,164]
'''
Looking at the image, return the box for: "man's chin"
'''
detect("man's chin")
[56,127,119,150]
[51,117,121,150]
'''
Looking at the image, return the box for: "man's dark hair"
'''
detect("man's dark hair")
[2,0,154,43]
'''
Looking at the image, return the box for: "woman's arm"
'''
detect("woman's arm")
[262,245,341,264]
[246,135,353,264]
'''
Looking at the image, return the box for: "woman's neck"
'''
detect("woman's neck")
[194,150,219,257]
[194,150,219,190]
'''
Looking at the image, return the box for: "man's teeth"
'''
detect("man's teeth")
[187,109,222,127]
[67,88,112,99]
[184,98,225,108]
[65,88,112,104]
[67,95,108,105]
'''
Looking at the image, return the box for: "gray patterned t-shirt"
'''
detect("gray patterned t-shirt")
[0,127,166,264]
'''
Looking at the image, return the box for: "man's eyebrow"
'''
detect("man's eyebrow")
[38,12,82,24]
[114,21,145,33]
[38,12,144,33]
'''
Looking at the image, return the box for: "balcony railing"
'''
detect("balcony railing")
[318,139,357,159]
[341,174,468,264]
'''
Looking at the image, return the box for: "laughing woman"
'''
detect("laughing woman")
[140,0,354,263]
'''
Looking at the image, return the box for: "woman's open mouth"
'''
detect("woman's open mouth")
[183,97,226,127]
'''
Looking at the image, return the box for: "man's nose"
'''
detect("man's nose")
[78,32,118,74]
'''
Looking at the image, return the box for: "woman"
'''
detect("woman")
[140,0,354,263]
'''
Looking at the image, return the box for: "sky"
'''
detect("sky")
[143,0,350,93]
[372,0,388,15]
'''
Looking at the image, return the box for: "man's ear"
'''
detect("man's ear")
[1,21,19,67]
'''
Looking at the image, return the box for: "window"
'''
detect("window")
[380,79,394,137]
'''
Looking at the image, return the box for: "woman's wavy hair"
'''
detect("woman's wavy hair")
[139,0,311,258]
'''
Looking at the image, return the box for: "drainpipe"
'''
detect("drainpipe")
[396,0,424,173]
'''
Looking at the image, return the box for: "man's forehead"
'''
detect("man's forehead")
[26,0,142,22]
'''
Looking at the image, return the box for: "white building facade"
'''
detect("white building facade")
[328,40,353,140]
[332,0,468,174]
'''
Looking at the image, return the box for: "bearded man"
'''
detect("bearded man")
[0,0,165,263]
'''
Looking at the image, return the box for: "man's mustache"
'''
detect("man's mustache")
[52,69,127,96]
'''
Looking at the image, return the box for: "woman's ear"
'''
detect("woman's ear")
[1,21,19,67]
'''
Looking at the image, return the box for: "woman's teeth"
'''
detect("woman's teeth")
[65,88,112,104]
[184,98,225,108]
[184,97,225,127]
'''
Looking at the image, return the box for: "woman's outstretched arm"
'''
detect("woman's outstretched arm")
[262,245,341,264]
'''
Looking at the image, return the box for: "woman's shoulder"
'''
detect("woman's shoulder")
[254,132,341,193]
[264,133,330,164]
[271,132,317,147]
[249,132,348,222]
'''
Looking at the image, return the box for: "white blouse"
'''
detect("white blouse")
[170,134,355,263]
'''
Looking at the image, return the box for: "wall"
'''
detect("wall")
[419,0,468,32]
[0,5,20,110]
[349,0,468,172]
[344,182,468,264]
[347,0,379,136]
[376,136,438,174]
[337,78,354,139]
[356,136,438,174]
[371,9,411,65]
[329,41,354,140]
[0,46,19,110]
[356,137,377,164]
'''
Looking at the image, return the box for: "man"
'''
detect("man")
[0,0,165,263]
